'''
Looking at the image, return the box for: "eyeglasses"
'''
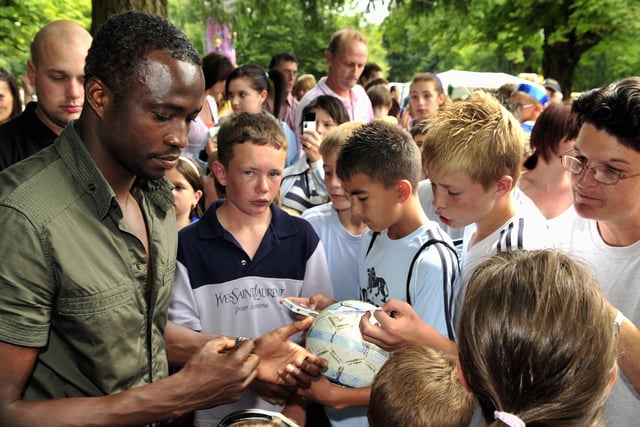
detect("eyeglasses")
[559,154,640,185]
[513,103,534,110]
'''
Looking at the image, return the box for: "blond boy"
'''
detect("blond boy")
[422,91,550,286]
[358,92,550,355]
[369,346,475,427]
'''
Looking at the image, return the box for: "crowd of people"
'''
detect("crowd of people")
[0,10,639,427]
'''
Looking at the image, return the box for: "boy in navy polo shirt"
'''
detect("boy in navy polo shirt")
[169,112,334,426]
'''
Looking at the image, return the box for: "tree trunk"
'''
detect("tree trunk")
[91,0,168,34]
[542,27,601,99]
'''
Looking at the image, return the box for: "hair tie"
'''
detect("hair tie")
[514,83,548,106]
[179,156,202,177]
[494,410,525,427]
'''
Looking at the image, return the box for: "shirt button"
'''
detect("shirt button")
[240,260,247,266]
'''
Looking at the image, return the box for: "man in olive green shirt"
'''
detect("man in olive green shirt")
[0,11,324,426]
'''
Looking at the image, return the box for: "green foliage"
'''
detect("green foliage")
[382,0,640,92]
[232,0,336,76]
[169,1,208,53]
[3,0,637,98]
[0,0,91,77]
[170,0,388,81]
[573,9,640,92]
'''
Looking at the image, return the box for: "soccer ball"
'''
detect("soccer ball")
[305,300,390,388]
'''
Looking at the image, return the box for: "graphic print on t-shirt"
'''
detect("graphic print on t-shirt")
[363,267,389,305]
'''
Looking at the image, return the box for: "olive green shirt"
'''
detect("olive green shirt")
[0,122,177,399]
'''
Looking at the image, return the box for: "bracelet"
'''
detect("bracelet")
[614,310,624,337]
[235,336,250,348]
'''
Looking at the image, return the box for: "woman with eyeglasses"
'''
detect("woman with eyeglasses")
[519,103,580,241]
[555,77,640,426]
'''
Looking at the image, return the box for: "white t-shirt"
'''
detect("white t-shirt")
[556,216,640,426]
[460,193,551,286]
[359,222,460,338]
[302,203,366,302]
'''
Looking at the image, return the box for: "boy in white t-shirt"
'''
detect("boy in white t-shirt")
[302,121,367,302]
[337,121,460,355]
[300,122,369,426]
[421,91,550,288]
[300,121,460,426]
[363,92,551,356]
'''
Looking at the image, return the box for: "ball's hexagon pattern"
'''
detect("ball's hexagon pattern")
[305,300,390,388]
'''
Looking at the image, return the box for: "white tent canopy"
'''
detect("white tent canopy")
[437,69,534,91]
[391,70,539,103]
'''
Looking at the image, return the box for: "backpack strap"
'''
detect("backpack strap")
[365,231,460,341]
[365,231,379,257]
[406,238,459,341]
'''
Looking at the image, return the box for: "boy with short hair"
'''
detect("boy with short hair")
[366,85,397,125]
[422,91,550,286]
[169,112,334,426]
[297,121,459,426]
[510,82,548,134]
[302,121,367,302]
[301,121,371,426]
[368,345,476,427]
[336,120,460,354]
[358,92,550,354]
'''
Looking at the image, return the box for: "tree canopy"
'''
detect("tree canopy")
[382,0,640,95]
[0,0,90,76]
[0,0,639,97]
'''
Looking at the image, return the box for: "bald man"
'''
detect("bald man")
[0,20,92,171]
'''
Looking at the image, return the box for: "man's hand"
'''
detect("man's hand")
[177,337,259,409]
[249,379,294,406]
[254,317,328,388]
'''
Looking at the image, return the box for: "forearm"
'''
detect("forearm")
[323,386,370,409]
[282,394,307,426]
[411,321,458,356]
[164,321,220,367]
[618,317,640,394]
[299,377,370,410]
[1,371,196,426]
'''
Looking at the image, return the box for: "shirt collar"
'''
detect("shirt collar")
[197,200,299,240]
[56,122,174,220]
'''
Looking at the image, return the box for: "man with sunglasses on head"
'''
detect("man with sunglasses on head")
[557,77,640,426]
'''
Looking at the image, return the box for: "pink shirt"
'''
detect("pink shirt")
[265,92,299,133]
[294,77,374,139]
